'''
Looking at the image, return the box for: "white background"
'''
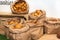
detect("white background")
[0,0,60,18]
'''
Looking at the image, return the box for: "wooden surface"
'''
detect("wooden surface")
[38,34,60,40]
[0,12,28,17]
[0,12,28,20]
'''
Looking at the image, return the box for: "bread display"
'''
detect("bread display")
[9,24,30,40]
[6,18,23,25]
[29,10,46,20]
[13,2,27,12]
[0,0,60,40]
[11,0,29,14]
[7,20,18,25]
[31,10,42,17]
[10,23,23,29]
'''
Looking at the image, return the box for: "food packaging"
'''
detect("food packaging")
[30,26,43,40]
[29,10,46,20]
[44,17,60,34]
[8,24,31,40]
[10,0,29,14]
[26,20,43,40]
[3,17,26,39]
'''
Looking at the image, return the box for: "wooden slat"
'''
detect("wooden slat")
[0,12,28,20]
[0,12,28,17]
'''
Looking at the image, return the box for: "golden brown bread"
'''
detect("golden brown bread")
[10,23,24,29]
[31,10,43,17]
[13,1,27,13]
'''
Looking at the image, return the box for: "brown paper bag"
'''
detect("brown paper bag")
[30,27,43,40]
[44,17,60,34]
[28,10,46,20]
[9,24,31,40]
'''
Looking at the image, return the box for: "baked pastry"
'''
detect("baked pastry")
[13,1,27,12]
[7,18,20,25]
[10,23,23,29]
[29,10,43,19]
[31,10,42,17]
[11,0,29,14]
